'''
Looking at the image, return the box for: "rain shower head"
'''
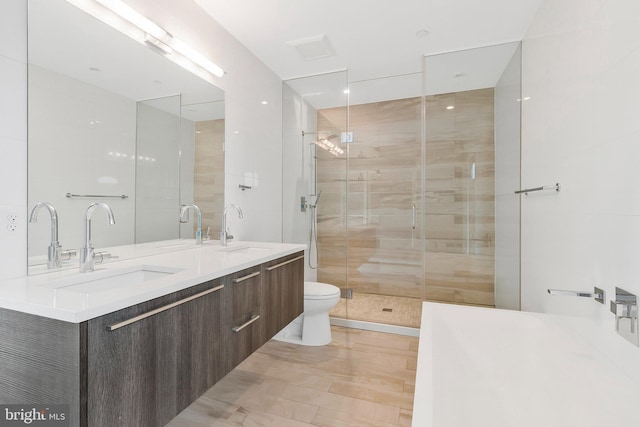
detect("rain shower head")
[312,134,344,156]
[307,133,338,144]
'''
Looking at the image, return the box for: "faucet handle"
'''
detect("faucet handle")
[94,251,118,264]
[61,249,77,262]
[219,229,234,242]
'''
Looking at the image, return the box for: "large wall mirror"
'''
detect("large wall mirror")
[27,0,225,274]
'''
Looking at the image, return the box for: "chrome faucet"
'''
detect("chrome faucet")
[220,204,243,246]
[179,204,202,244]
[29,202,62,269]
[79,203,116,273]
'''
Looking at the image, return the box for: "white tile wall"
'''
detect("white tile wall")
[0,0,27,63]
[522,0,640,384]
[0,0,27,280]
[28,65,137,255]
[126,0,284,243]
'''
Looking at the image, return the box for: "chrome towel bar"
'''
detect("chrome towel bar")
[515,183,560,195]
[66,192,128,199]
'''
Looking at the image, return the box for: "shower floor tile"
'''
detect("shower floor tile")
[330,293,423,328]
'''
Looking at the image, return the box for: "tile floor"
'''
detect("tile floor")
[330,293,423,328]
[168,326,419,426]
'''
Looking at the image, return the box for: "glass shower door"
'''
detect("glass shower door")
[423,42,522,307]
[338,74,425,327]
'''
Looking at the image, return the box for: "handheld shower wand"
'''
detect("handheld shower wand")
[311,190,322,208]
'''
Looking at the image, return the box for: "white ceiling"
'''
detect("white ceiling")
[194,0,543,83]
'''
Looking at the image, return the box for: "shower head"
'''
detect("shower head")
[312,134,344,156]
[308,133,339,144]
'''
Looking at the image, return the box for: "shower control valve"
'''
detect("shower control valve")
[610,287,638,346]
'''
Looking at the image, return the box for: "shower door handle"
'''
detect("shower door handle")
[412,205,416,230]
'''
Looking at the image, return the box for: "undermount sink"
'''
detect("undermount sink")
[222,245,273,254]
[36,265,183,294]
[158,240,216,249]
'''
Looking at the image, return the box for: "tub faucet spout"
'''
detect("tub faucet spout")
[547,287,605,304]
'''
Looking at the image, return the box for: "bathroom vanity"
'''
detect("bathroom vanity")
[0,241,305,427]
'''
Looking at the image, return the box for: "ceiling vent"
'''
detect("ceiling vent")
[287,34,335,61]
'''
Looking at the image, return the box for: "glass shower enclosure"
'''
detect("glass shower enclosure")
[282,42,522,329]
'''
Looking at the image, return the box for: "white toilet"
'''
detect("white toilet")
[274,281,341,346]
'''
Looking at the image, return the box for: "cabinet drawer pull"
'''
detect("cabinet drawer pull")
[232,271,261,283]
[107,284,224,331]
[232,314,260,333]
[265,255,304,271]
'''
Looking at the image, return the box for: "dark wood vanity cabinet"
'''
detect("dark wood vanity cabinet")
[262,252,305,339]
[86,278,225,427]
[0,251,304,427]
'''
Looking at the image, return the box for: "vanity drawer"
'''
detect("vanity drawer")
[86,279,225,427]
[225,265,262,325]
[223,265,263,373]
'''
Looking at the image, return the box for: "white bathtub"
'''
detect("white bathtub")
[413,302,640,427]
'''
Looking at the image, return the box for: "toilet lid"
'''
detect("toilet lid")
[304,281,341,299]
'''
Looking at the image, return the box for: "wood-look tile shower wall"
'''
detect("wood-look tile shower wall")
[315,88,495,306]
[194,119,225,237]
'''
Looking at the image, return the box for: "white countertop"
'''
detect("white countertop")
[0,240,305,323]
[413,302,640,427]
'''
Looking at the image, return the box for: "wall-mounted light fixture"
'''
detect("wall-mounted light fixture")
[96,0,168,39]
[69,0,224,79]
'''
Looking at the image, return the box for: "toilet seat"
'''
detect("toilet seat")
[304,281,341,300]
